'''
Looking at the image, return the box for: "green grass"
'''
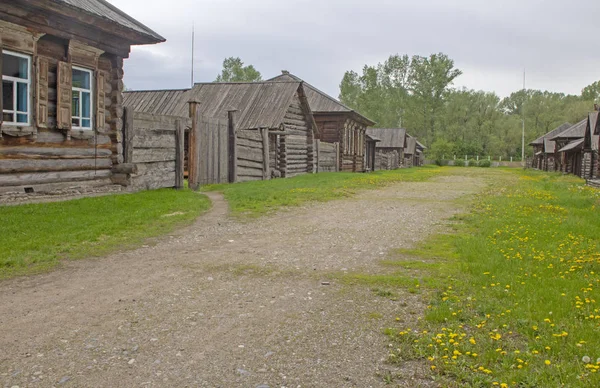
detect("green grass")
[0,189,211,279]
[203,166,442,217]
[382,169,600,387]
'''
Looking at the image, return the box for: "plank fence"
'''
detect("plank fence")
[314,140,339,173]
[121,108,186,191]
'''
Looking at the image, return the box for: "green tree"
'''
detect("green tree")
[407,53,462,144]
[582,80,600,103]
[215,57,262,82]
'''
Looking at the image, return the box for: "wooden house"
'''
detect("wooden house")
[123,81,320,182]
[404,135,417,168]
[365,128,407,170]
[551,119,587,176]
[0,0,164,196]
[582,111,599,180]
[528,123,572,171]
[415,140,427,166]
[364,134,379,172]
[268,71,376,172]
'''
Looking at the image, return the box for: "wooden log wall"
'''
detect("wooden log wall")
[592,152,599,179]
[126,111,185,191]
[237,129,265,182]
[0,26,122,196]
[582,151,593,179]
[283,93,314,178]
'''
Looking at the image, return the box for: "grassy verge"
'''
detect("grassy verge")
[203,166,442,217]
[0,190,211,279]
[380,170,600,386]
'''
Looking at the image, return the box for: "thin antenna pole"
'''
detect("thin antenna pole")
[522,70,526,166]
[191,23,195,87]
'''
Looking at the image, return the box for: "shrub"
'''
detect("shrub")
[435,159,449,166]
[468,159,479,167]
[454,159,466,167]
[479,159,492,168]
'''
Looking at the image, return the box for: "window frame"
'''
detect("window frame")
[2,49,32,126]
[71,65,94,131]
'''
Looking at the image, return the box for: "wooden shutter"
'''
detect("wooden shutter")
[36,57,49,128]
[56,61,72,130]
[96,70,106,131]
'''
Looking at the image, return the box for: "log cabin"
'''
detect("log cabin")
[404,135,417,168]
[551,119,587,175]
[528,123,572,171]
[582,111,599,180]
[268,71,376,172]
[0,0,164,196]
[123,81,319,181]
[365,128,407,170]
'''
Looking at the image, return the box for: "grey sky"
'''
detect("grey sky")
[109,0,600,99]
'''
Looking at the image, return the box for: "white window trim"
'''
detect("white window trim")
[71,66,93,131]
[2,50,31,126]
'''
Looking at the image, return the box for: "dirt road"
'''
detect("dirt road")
[0,174,485,388]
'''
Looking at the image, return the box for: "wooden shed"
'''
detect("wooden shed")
[528,123,572,171]
[551,119,587,175]
[0,0,164,196]
[123,81,320,182]
[365,128,407,170]
[582,111,599,180]
[268,71,376,172]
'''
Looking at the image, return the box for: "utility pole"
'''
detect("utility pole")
[521,70,526,167]
[191,23,195,87]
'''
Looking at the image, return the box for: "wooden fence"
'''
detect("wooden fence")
[315,140,339,172]
[121,108,186,191]
[374,150,400,170]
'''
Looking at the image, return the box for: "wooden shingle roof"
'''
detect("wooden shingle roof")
[550,119,587,141]
[366,128,406,149]
[529,122,572,147]
[124,82,317,131]
[268,72,376,126]
[404,135,417,156]
[558,138,584,153]
[52,0,165,43]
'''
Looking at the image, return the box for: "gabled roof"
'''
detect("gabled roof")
[529,122,572,146]
[416,140,427,151]
[52,0,165,44]
[268,72,376,126]
[405,135,417,155]
[550,119,587,141]
[558,138,584,153]
[124,82,318,132]
[366,128,406,149]
[586,112,599,152]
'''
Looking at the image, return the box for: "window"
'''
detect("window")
[72,67,93,130]
[2,50,31,125]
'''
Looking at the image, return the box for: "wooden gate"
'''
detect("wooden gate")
[188,103,236,189]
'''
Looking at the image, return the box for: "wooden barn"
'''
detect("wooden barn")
[268,71,376,172]
[365,128,407,170]
[123,81,320,183]
[0,0,164,196]
[404,135,417,168]
[582,111,599,180]
[415,140,427,166]
[551,119,587,175]
[528,123,572,171]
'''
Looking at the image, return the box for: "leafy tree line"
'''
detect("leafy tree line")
[338,54,597,159]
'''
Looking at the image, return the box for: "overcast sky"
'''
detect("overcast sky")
[109,0,600,99]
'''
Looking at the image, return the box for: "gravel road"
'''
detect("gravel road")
[0,174,485,388]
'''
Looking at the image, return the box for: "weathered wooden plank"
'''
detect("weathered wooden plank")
[0,147,113,159]
[236,138,263,149]
[237,146,263,163]
[238,130,262,142]
[123,106,134,163]
[188,103,200,190]
[237,159,264,169]
[175,120,185,189]
[237,166,263,178]
[0,178,115,195]
[0,158,112,173]
[135,161,175,175]
[131,133,176,149]
[228,110,237,183]
[132,149,176,163]
[0,170,112,186]
[262,128,270,180]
